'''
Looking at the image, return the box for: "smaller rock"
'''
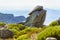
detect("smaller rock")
[0,29,14,39]
[46,37,57,40]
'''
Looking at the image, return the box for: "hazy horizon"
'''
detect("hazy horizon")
[0,0,60,25]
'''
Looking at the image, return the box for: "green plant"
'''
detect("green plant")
[7,24,27,31]
[17,34,31,40]
[18,27,42,36]
[15,27,42,39]
[49,20,59,26]
[7,24,28,38]
[0,22,6,27]
[37,26,60,40]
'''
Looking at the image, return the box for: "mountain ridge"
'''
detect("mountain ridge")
[0,13,26,24]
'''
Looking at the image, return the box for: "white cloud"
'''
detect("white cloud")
[43,0,60,10]
[0,0,60,10]
[0,0,42,10]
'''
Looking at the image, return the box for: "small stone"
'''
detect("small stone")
[46,37,57,40]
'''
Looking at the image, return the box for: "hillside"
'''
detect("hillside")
[0,13,26,24]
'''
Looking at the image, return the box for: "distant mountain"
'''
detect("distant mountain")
[0,13,26,24]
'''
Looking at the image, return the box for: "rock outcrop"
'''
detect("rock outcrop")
[0,23,14,39]
[0,29,14,39]
[25,6,46,27]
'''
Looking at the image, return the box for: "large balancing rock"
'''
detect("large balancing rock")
[25,6,46,27]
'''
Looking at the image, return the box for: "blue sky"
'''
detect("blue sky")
[0,0,60,25]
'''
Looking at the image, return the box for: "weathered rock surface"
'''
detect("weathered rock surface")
[25,6,46,27]
[58,18,60,25]
[0,29,14,39]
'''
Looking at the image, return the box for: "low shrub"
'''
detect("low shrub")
[7,24,28,38]
[7,24,27,31]
[15,27,42,39]
[49,20,59,26]
[17,34,31,40]
[0,22,6,27]
[37,26,60,40]
[17,27,42,40]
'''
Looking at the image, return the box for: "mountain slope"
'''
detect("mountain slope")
[0,13,26,24]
